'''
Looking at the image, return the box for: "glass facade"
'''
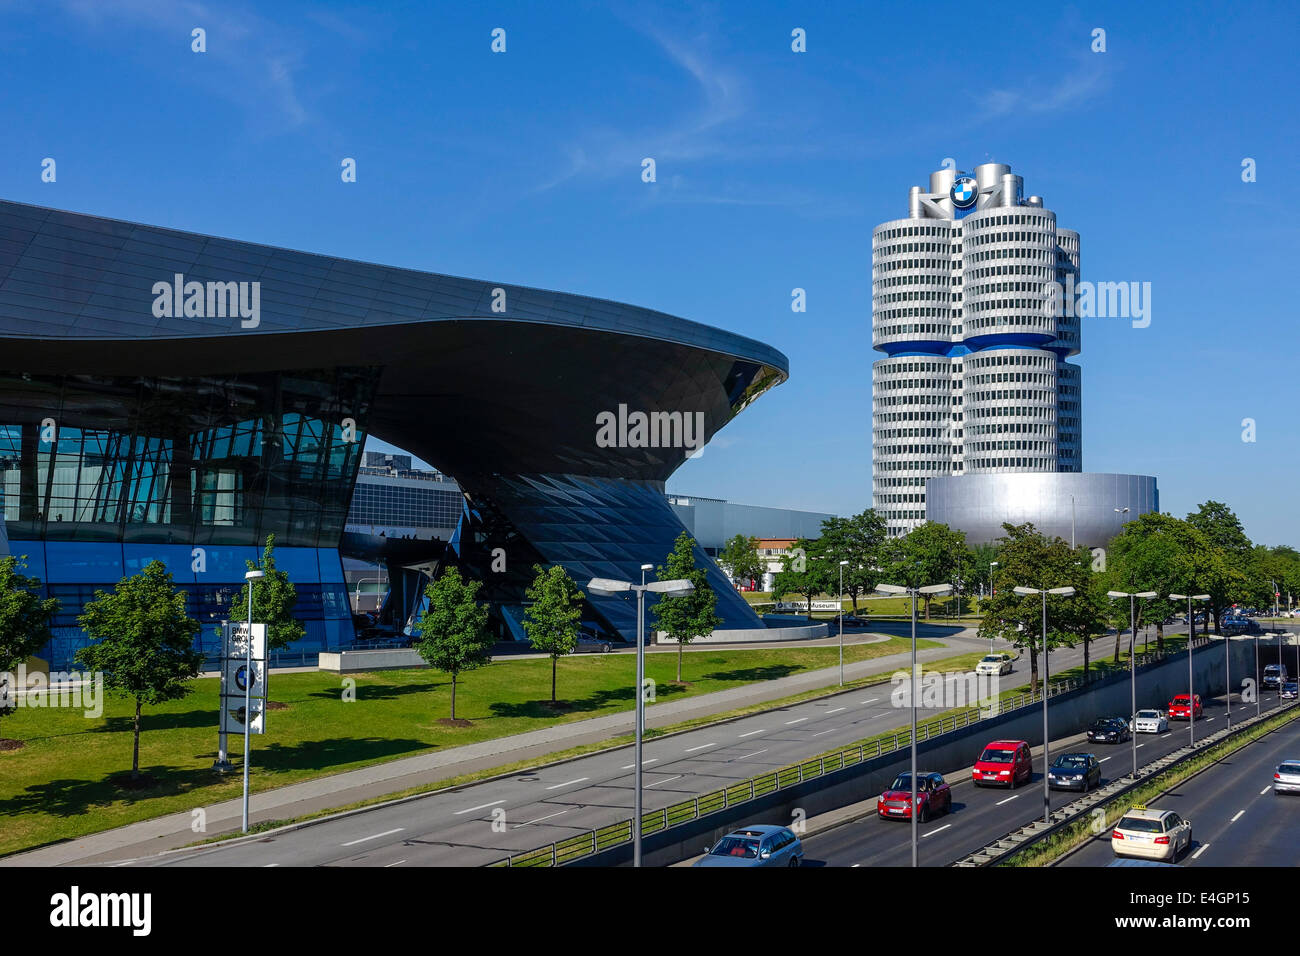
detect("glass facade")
[0,368,377,667]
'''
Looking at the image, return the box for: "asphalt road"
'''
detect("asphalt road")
[797,691,1288,867]
[1059,700,1300,867]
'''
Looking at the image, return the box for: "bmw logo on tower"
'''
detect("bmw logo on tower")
[950,175,978,209]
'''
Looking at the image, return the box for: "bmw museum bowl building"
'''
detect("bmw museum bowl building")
[0,199,789,666]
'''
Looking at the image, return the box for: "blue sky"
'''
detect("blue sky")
[1,1,1296,543]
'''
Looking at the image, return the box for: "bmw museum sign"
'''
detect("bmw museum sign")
[951,174,978,210]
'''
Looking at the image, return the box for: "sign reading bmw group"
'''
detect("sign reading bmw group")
[950,175,978,210]
[219,622,268,735]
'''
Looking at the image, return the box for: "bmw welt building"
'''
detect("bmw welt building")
[0,199,789,666]
[871,163,1156,547]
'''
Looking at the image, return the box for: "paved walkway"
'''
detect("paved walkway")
[5,628,989,866]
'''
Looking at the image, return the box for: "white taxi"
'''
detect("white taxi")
[1111,806,1192,862]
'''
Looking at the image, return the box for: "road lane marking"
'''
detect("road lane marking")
[996,794,1020,805]
[861,698,880,705]
[1099,757,1112,762]
[735,749,767,760]
[621,758,658,770]
[1260,787,1271,795]
[341,827,404,847]
[867,713,886,720]
[455,800,506,815]
[1136,744,1145,749]
[384,860,407,867]
[1230,810,1244,822]
[684,743,715,753]
[1161,733,1171,738]
[1192,844,1210,859]
[923,824,952,837]
[785,717,808,725]
[545,777,589,790]
[515,809,570,828]
[263,863,279,867]
[1204,717,1214,722]
[812,727,839,737]
[826,707,846,714]
[737,729,765,738]
[646,775,683,788]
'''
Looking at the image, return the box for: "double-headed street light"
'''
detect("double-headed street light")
[1107,589,1157,779]
[1013,585,1077,824]
[987,561,999,651]
[874,580,952,867]
[242,568,265,834]
[587,571,695,868]
[839,560,849,686]
[1170,593,1211,747]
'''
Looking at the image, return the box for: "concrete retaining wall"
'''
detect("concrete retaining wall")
[317,649,426,673]
[570,637,1257,867]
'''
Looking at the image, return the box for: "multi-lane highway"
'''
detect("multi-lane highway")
[1060,703,1300,867]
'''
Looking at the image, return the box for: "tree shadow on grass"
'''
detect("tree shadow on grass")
[486,681,691,720]
[0,736,432,825]
[307,680,442,702]
[92,709,229,735]
[698,664,802,683]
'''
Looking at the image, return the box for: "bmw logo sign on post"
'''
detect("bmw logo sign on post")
[951,175,978,209]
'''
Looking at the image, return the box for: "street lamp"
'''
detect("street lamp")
[839,560,849,686]
[241,568,265,834]
[1169,594,1211,747]
[1107,589,1157,779]
[987,561,999,651]
[1014,585,1076,824]
[587,570,695,868]
[874,580,952,867]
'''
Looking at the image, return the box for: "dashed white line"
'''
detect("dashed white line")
[1161,733,1171,738]
[1136,744,1145,749]
[384,860,407,867]
[866,713,886,720]
[646,775,683,788]
[263,863,279,867]
[1099,757,1112,762]
[735,749,768,760]
[1192,843,1210,859]
[738,729,766,738]
[621,758,658,770]
[1204,717,1215,722]
[861,698,880,705]
[514,809,570,828]
[996,794,1020,806]
[812,727,839,737]
[455,799,506,815]
[923,824,952,837]
[683,743,715,753]
[1230,810,1245,823]
[785,717,808,725]
[341,827,404,847]
[1260,787,1271,795]
[545,777,589,791]
[826,707,846,715]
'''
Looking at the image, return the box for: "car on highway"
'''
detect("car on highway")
[1264,664,1289,690]
[877,771,952,822]
[1047,752,1102,792]
[972,739,1033,788]
[1274,761,1300,794]
[1283,682,1299,700]
[1111,806,1192,862]
[1168,694,1202,720]
[575,635,616,653]
[1087,716,1132,744]
[975,653,1014,676]
[694,825,804,867]
[1133,709,1168,734]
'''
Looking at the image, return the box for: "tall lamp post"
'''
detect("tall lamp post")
[1014,585,1076,824]
[1169,594,1210,747]
[987,561,999,651]
[874,580,952,867]
[838,560,849,686]
[1107,589,1156,779]
[241,568,265,833]
[587,571,695,868]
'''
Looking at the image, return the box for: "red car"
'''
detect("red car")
[1168,694,1202,720]
[973,739,1033,788]
[877,771,952,822]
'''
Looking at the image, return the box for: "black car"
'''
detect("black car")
[1047,752,1102,792]
[1087,717,1131,744]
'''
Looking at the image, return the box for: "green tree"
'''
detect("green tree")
[718,534,764,590]
[978,524,1101,693]
[652,531,724,683]
[1103,512,1199,653]
[1186,500,1253,630]
[885,521,966,620]
[412,567,493,721]
[771,537,830,617]
[231,534,304,653]
[0,557,60,740]
[522,564,585,703]
[74,561,202,781]
[817,510,888,613]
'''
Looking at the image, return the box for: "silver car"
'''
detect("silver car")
[693,825,804,867]
[1275,760,1300,794]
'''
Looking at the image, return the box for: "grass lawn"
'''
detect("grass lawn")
[0,635,938,858]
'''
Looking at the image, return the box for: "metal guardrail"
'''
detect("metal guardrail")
[489,634,1215,867]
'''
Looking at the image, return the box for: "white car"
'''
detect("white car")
[1112,806,1192,862]
[1275,760,1300,794]
[975,653,1014,676]
[1133,709,1168,734]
